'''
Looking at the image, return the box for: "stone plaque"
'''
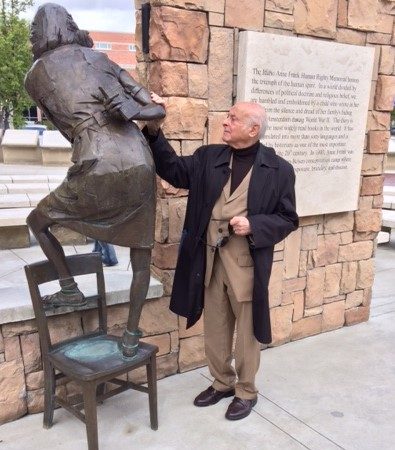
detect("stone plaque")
[237,32,374,217]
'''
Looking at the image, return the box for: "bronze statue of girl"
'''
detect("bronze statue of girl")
[25,3,165,357]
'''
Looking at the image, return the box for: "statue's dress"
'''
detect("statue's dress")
[25,44,155,248]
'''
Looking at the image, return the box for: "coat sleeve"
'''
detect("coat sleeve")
[142,128,201,190]
[247,163,299,249]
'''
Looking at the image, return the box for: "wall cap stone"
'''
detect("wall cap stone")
[0,272,163,325]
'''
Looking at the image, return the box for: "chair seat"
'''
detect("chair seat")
[49,334,157,382]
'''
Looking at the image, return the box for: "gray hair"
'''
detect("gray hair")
[246,103,268,139]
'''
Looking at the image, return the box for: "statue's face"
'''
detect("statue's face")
[30,9,45,45]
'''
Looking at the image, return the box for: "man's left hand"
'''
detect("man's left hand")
[230,216,251,236]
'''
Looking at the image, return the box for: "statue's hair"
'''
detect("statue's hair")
[31,3,93,60]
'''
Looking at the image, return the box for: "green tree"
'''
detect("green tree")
[0,0,33,128]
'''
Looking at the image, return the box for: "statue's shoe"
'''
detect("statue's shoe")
[120,329,142,358]
[42,289,86,309]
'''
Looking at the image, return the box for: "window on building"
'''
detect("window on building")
[129,44,136,52]
[95,42,112,50]
[23,106,39,123]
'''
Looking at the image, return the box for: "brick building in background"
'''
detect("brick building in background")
[89,31,137,77]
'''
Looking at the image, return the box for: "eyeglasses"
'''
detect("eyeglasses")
[204,221,234,249]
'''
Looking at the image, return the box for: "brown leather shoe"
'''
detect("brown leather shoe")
[225,397,257,420]
[193,386,235,407]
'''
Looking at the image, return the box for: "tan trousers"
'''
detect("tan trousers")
[204,253,261,400]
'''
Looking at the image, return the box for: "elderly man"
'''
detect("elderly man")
[143,96,298,420]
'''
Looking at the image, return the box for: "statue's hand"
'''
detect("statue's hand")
[99,90,123,119]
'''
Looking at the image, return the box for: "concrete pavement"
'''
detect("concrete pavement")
[0,238,394,450]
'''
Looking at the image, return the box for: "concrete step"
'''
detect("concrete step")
[28,193,47,207]
[0,208,33,248]
[0,174,64,184]
[383,195,395,210]
[0,207,33,226]
[382,209,395,228]
[0,163,67,176]
[0,207,86,249]
[0,194,30,208]
[377,231,390,244]
[1,129,72,166]
[0,193,47,209]
[4,182,59,194]
[383,186,395,197]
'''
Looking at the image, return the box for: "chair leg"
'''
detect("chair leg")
[82,383,99,450]
[147,354,158,430]
[96,383,106,405]
[43,361,56,429]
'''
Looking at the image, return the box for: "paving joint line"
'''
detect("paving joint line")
[199,373,310,449]
[370,299,395,307]
[372,292,395,304]
[259,395,346,450]
[0,266,27,280]
[375,269,395,275]
[252,408,311,450]
[199,372,344,450]
[370,310,395,318]
[10,249,30,265]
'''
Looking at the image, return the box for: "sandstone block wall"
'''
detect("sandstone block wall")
[135,0,394,352]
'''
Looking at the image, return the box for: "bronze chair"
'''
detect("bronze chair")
[25,253,158,450]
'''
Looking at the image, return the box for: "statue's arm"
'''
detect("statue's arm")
[107,58,151,105]
[95,59,163,121]
[101,86,165,122]
[118,69,151,105]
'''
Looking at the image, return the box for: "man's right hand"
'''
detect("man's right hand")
[151,92,166,107]
[146,92,166,134]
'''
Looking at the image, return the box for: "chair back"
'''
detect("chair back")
[24,253,107,357]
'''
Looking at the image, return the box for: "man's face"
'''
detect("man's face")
[222,104,255,148]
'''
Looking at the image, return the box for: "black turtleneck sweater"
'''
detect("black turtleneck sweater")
[230,141,260,195]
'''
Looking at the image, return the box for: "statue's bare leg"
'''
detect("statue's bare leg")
[27,209,86,308]
[120,248,151,357]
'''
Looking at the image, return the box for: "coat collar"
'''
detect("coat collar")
[247,144,278,215]
[214,146,231,167]
[214,143,279,168]
[256,143,279,168]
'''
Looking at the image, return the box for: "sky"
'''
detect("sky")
[21,0,136,33]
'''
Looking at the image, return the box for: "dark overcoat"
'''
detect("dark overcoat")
[146,130,299,343]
